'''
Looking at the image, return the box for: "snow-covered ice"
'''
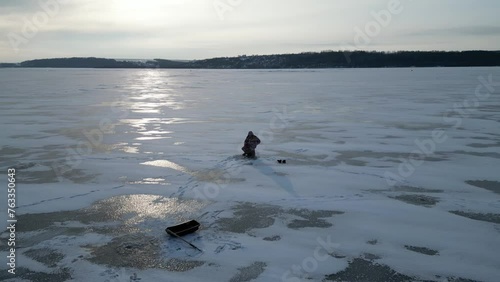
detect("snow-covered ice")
[0,67,499,281]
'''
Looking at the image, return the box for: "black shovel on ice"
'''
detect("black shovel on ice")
[165,220,203,252]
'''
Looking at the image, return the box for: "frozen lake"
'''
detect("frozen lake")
[1,68,500,281]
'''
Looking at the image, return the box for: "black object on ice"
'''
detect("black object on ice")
[242,131,261,158]
[277,159,287,164]
[166,220,203,252]
[166,220,199,236]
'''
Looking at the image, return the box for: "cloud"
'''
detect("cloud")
[1,0,499,62]
[0,0,40,12]
[402,25,500,37]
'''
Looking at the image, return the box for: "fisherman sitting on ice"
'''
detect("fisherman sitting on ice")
[242,131,261,158]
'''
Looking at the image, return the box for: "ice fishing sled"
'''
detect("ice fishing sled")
[165,220,203,252]
[165,220,200,237]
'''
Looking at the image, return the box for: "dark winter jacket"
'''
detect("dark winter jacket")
[243,131,261,150]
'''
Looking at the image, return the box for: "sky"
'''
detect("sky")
[0,0,499,62]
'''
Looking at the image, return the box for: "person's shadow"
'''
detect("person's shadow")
[250,158,298,197]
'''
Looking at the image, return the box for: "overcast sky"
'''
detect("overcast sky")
[1,0,499,62]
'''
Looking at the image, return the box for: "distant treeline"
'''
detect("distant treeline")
[158,51,500,68]
[10,57,158,68]
[2,51,500,69]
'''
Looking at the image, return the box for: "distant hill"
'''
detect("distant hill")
[0,63,19,68]
[16,57,159,68]
[2,51,500,69]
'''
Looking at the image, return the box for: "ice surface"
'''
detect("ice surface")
[0,68,499,281]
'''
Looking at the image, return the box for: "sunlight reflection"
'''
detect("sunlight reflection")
[111,142,139,154]
[126,70,185,114]
[120,70,190,141]
[87,195,206,226]
[136,136,170,140]
[128,177,170,186]
[139,130,173,135]
[121,118,198,128]
[141,160,191,174]
[120,117,203,141]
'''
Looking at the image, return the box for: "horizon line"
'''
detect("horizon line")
[3,49,500,64]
